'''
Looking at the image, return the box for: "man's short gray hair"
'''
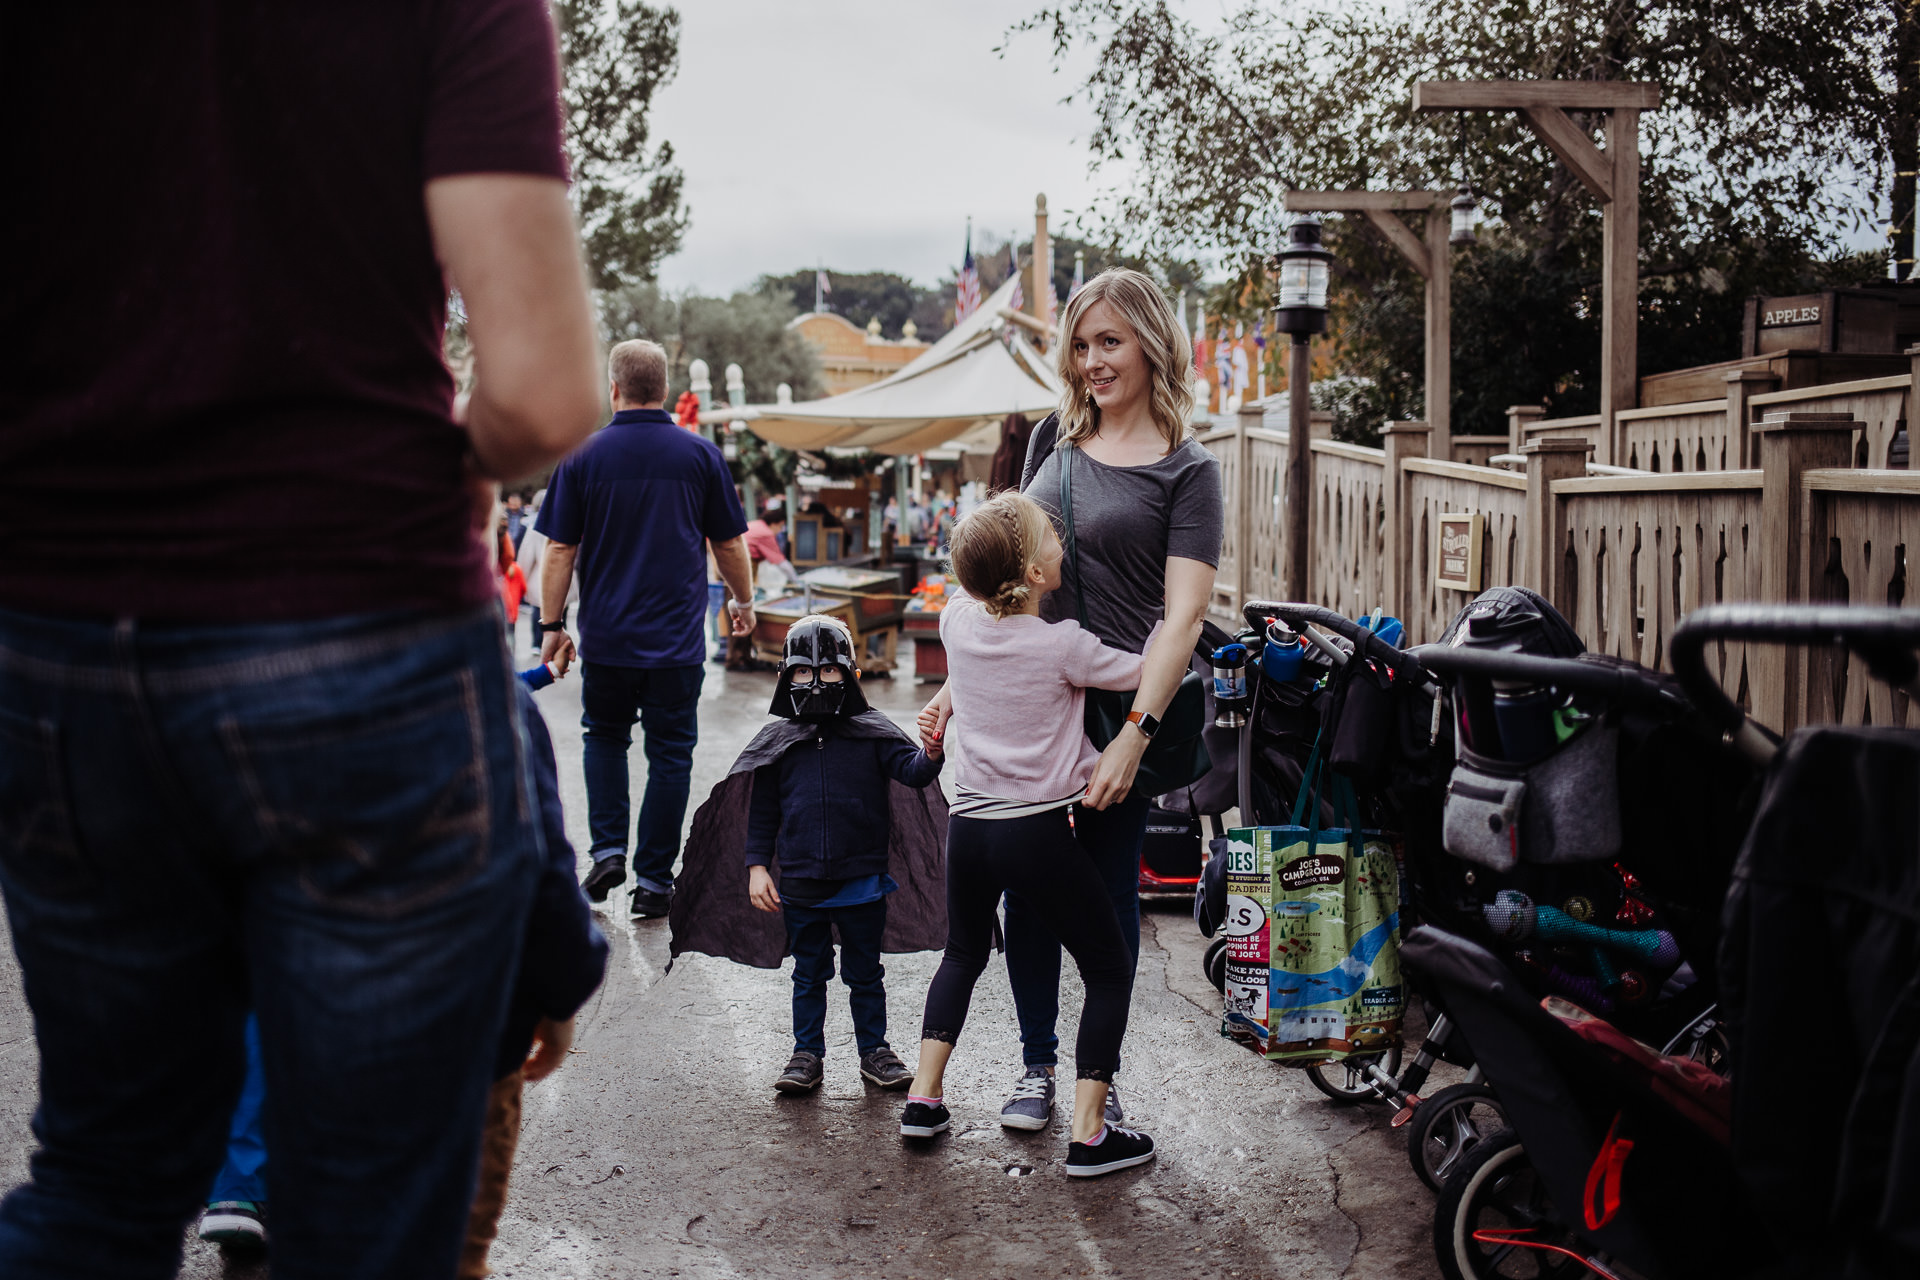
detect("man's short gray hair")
[608,339,669,406]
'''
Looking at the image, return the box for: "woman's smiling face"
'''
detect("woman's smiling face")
[1071,299,1147,417]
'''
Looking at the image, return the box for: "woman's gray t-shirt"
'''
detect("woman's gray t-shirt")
[1021,416,1224,654]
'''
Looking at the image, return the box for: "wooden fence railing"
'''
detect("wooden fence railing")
[1199,407,1920,731]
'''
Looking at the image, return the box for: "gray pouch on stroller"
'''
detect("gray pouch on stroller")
[1444,726,1621,868]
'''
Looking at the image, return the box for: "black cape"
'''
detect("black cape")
[667,709,950,969]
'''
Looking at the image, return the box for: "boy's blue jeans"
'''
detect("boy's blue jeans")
[579,661,703,894]
[784,899,888,1057]
[1003,793,1148,1069]
[208,1016,267,1206]
[0,604,538,1280]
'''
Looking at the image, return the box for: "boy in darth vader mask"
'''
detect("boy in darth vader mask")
[668,616,948,1095]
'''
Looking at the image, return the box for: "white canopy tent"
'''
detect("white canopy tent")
[702,276,1062,456]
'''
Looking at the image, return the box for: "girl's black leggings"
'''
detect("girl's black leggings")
[919,808,1135,1081]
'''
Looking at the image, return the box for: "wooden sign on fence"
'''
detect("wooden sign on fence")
[1435,512,1484,592]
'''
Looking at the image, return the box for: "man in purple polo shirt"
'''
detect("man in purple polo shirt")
[537,340,757,919]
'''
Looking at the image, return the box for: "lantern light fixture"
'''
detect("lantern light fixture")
[1271,215,1333,336]
[1449,111,1478,247]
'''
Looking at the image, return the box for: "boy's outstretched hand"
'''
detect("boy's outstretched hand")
[748,864,782,913]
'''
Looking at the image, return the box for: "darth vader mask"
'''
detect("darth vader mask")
[770,618,869,721]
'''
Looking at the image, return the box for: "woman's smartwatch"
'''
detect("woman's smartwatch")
[1125,709,1161,740]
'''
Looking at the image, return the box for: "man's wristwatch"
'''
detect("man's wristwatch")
[1125,709,1161,740]
[538,619,568,634]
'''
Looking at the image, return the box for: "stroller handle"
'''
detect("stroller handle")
[1242,601,1428,682]
[1406,645,1690,716]
[1669,604,1920,732]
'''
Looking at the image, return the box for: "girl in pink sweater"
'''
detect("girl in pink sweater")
[900,491,1158,1178]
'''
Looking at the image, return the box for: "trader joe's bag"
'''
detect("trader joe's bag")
[1219,743,1404,1061]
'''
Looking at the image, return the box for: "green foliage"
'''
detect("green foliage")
[758,270,932,340]
[601,285,823,405]
[1018,0,1897,434]
[557,1,689,290]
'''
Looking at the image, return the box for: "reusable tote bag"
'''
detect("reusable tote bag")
[1220,742,1404,1062]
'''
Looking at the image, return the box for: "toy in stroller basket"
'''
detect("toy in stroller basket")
[1405,602,1920,1280]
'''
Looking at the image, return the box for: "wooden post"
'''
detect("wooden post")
[1507,404,1546,457]
[1519,439,1592,604]
[1030,194,1049,347]
[1381,421,1432,623]
[1413,82,1661,467]
[1600,109,1640,466]
[1425,207,1451,441]
[1284,335,1313,601]
[1723,368,1780,469]
[1752,410,1855,731]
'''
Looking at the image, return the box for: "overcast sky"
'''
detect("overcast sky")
[650,1,1114,295]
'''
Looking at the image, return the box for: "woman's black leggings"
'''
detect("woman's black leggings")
[919,809,1135,1081]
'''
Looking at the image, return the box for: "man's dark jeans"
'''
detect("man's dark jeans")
[784,898,889,1057]
[580,661,703,894]
[0,605,539,1280]
[1003,792,1149,1069]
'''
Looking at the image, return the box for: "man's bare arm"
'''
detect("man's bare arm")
[425,174,601,480]
[539,541,579,672]
[712,535,757,636]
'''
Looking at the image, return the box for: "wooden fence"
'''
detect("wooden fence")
[1200,406,1919,732]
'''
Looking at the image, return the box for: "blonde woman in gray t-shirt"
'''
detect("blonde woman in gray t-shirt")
[917,268,1224,1133]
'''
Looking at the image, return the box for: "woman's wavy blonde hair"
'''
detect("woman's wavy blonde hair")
[1053,267,1195,454]
[950,491,1055,620]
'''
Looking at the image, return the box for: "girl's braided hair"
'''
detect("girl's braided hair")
[950,490,1055,620]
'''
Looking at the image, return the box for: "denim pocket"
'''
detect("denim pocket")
[221,669,492,919]
[0,705,90,897]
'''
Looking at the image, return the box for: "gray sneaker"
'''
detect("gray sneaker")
[1104,1082,1124,1125]
[1000,1066,1055,1131]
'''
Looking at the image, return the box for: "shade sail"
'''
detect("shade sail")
[702,276,1062,455]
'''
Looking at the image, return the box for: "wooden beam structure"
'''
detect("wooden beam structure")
[1414,80,1661,466]
[1285,190,1454,438]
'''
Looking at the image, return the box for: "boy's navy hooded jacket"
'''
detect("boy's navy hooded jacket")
[744,719,941,882]
[498,682,609,1079]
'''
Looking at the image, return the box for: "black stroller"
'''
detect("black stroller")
[1407,603,1920,1280]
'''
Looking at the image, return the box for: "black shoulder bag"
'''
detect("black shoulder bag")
[1059,442,1211,798]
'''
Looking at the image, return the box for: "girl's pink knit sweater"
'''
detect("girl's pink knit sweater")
[939,597,1151,802]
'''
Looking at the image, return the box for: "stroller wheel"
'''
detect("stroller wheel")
[1405,1082,1507,1192]
[1433,1129,1592,1280]
[1203,936,1229,993]
[1304,1045,1402,1104]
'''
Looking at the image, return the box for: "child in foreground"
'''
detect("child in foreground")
[901,491,1158,1178]
[668,617,948,1093]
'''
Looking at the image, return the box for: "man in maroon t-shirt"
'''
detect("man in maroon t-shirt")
[0,6,602,1276]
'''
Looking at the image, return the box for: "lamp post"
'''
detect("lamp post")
[1272,216,1333,602]
[688,359,712,444]
[725,363,757,511]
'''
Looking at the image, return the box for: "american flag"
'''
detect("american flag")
[1008,240,1024,312]
[1253,318,1266,351]
[1192,307,1207,373]
[814,267,831,313]
[1069,250,1085,300]
[954,225,980,325]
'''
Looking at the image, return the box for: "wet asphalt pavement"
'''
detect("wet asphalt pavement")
[0,632,1449,1279]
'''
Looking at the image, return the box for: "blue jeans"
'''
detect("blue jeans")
[208,1016,267,1206]
[580,662,703,894]
[1003,792,1149,1069]
[784,898,889,1057]
[0,605,538,1280]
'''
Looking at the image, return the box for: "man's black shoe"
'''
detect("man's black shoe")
[581,856,626,903]
[629,886,672,919]
[1065,1123,1156,1178]
[859,1046,913,1090]
[774,1051,823,1094]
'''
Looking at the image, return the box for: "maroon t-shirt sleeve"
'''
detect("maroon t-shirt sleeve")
[425,0,569,181]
